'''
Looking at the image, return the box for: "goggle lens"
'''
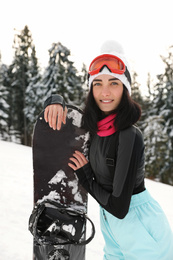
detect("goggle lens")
[89,54,125,76]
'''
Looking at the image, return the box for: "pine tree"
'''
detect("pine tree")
[0,62,19,141]
[12,25,38,145]
[144,47,173,185]
[79,63,89,108]
[131,71,142,103]
[143,115,171,184]
[140,73,156,130]
[159,46,173,183]
[42,42,87,106]
[145,73,154,116]
[0,60,9,140]
[131,71,147,130]
[24,45,43,145]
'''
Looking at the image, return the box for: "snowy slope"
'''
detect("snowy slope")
[0,140,173,259]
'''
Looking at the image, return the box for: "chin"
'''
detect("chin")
[102,110,114,115]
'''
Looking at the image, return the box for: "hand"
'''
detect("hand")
[44,104,68,130]
[68,151,88,171]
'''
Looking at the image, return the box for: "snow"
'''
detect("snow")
[62,224,76,236]
[0,140,173,259]
[48,170,67,185]
[39,191,61,203]
[67,110,82,128]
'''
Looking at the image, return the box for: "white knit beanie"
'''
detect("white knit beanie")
[88,40,131,95]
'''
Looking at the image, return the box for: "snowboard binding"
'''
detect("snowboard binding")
[29,199,95,247]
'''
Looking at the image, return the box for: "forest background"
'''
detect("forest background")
[0,25,173,186]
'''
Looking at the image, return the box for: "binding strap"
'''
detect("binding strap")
[29,199,95,246]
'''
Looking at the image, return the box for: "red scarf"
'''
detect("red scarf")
[97,114,117,137]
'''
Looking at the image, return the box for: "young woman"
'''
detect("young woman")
[44,41,173,259]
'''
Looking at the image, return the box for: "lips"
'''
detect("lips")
[100,100,113,104]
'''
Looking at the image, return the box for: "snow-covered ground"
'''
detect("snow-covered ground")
[0,140,173,259]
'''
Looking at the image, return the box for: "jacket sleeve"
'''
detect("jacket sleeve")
[76,129,145,219]
[44,94,66,110]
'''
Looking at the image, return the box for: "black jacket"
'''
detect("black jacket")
[76,126,145,219]
[44,95,145,219]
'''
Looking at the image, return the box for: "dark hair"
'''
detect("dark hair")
[82,84,141,135]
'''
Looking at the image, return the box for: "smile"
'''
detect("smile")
[100,100,113,103]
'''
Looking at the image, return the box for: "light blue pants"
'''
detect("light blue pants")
[100,189,173,260]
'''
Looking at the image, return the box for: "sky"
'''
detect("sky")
[1,0,173,92]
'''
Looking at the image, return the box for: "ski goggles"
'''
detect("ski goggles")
[88,54,126,76]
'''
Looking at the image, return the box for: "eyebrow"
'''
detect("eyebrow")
[93,79,102,82]
[93,77,119,82]
[109,78,119,81]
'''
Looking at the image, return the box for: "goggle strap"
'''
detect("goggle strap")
[124,67,131,85]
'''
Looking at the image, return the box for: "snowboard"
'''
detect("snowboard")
[32,105,90,260]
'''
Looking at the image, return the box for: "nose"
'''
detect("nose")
[101,85,110,96]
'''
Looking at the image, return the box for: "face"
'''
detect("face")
[92,74,123,115]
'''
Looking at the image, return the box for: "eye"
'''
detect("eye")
[93,82,101,87]
[111,81,118,85]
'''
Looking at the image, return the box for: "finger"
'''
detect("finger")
[69,157,81,168]
[48,107,53,128]
[63,107,68,124]
[44,107,49,123]
[74,151,88,164]
[52,108,59,130]
[72,153,85,166]
[71,152,88,169]
[68,162,77,171]
[57,107,63,130]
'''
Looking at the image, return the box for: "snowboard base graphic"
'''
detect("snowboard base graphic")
[32,105,89,260]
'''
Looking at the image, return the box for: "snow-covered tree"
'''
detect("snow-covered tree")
[160,47,173,136]
[42,42,87,106]
[143,115,172,184]
[142,47,173,185]
[24,45,43,145]
[131,71,149,131]
[12,25,38,145]
[159,47,173,184]
[0,62,9,140]
[131,71,143,103]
